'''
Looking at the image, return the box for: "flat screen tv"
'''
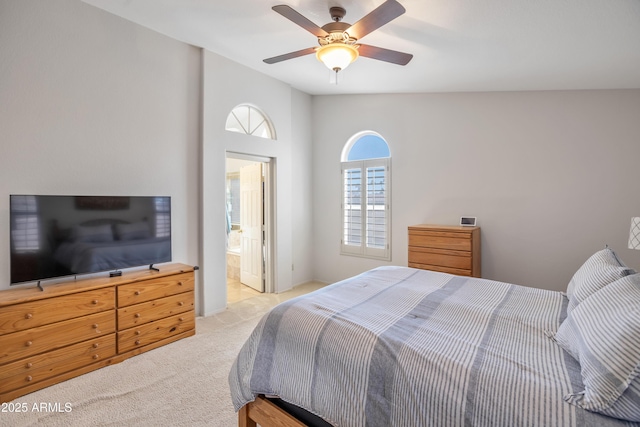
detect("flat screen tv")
[10,195,171,285]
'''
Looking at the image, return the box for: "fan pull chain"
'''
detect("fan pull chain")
[329,69,340,85]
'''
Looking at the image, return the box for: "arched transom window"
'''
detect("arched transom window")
[341,131,391,261]
[225,104,276,140]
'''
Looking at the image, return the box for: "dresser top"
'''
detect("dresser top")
[0,263,195,306]
[409,224,480,232]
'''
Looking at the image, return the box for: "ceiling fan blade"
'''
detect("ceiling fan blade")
[347,0,406,40]
[263,47,317,64]
[272,5,328,38]
[357,44,413,65]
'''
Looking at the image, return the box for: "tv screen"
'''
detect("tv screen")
[10,195,171,285]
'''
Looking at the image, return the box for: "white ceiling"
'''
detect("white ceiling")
[82,0,640,95]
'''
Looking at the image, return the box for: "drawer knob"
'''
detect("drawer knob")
[92,300,99,305]
[92,324,99,329]
[93,343,99,349]
[178,302,184,306]
[135,313,141,318]
[26,362,33,369]
[135,330,141,335]
[134,291,141,296]
[178,317,184,322]
[25,313,33,319]
[26,376,33,382]
[135,340,141,346]
[178,281,183,286]
[93,354,100,360]
[25,341,32,347]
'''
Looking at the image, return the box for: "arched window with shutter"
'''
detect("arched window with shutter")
[341,131,391,261]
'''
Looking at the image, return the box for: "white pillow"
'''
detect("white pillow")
[555,273,640,421]
[565,248,634,314]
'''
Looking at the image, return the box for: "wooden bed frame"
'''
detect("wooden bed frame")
[238,395,307,427]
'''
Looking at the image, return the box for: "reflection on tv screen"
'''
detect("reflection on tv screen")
[10,195,172,284]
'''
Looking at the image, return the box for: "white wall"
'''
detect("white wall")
[201,51,313,316]
[312,90,640,291]
[0,1,201,294]
[291,90,314,286]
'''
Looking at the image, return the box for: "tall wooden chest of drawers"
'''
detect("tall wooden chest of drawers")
[0,263,196,403]
[408,225,481,277]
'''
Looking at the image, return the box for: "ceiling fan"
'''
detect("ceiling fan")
[264,0,413,75]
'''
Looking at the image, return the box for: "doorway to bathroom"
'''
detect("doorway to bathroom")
[225,153,272,304]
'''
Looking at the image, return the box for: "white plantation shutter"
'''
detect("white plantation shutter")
[341,158,390,260]
[342,166,362,255]
[366,164,386,250]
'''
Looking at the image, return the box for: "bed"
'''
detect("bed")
[229,249,640,426]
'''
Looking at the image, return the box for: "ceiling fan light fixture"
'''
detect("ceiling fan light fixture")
[316,43,359,72]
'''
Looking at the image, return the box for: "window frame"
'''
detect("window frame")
[340,157,391,261]
[224,104,276,140]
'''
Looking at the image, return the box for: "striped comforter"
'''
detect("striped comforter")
[229,266,638,426]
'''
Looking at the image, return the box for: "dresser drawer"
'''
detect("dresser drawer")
[408,247,472,271]
[408,225,480,278]
[0,310,115,365]
[117,273,194,307]
[408,230,471,251]
[0,288,115,336]
[0,334,116,394]
[117,291,194,330]
[117,311,195,354]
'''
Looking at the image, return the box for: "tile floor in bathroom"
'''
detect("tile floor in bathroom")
[227,278,262,304]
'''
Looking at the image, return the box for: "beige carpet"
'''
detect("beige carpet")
[3,282,325,427]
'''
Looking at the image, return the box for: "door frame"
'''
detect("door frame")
[226,151,275,294]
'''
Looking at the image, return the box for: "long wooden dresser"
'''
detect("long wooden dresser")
[0,263,196,403]
[408,224,481,277]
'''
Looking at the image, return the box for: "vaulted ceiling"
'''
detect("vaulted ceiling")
[83,0,640,95]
